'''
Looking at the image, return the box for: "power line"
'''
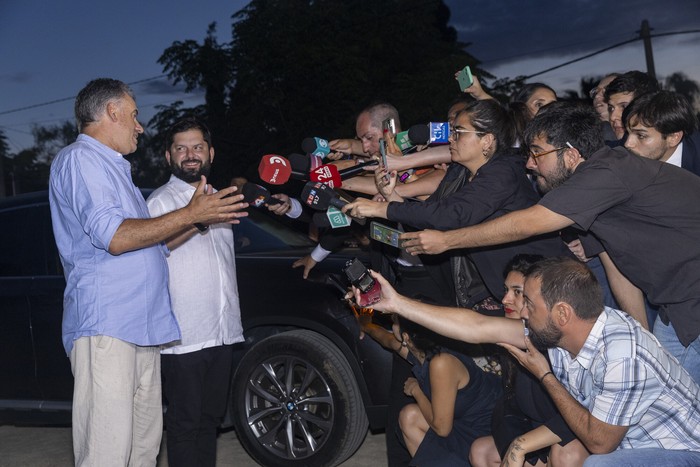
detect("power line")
[524,29,700,80]
[0,75,168,117]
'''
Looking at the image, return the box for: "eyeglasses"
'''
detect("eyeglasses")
[449,126,485,141]
[529,142,574,160]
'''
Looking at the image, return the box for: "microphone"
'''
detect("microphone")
[309,160,379,188]
[312,209,352,229]
[339,160,379,178]
[301,181,366,225]
[407,122,450,145]
[394,130,414,152]
[301,137,331,159]
[288,152,322,175]
[309,164,341,188]
[258,154,292,185]
[301,181,346,210]
[242,183,283,207]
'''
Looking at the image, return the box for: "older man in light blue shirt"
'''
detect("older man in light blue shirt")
[49,78,247,467]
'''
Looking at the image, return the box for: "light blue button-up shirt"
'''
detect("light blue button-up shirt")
[49,134,181,355]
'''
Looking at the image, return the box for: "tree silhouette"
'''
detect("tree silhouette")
[153,0,482,188]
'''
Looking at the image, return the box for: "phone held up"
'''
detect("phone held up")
[369,221,403,248]
[343,258,382,307]
[457,65,473,91]
[382,117,396,136]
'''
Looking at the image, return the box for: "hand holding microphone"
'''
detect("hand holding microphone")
[300,181,366,225]
[241,183,284,207]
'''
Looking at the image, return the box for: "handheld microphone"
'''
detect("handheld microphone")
[301,181,366,225]
[288,152,322,176]
[395,130,414,152]
[309,164,342,188]
[301,137,331,159]
[258,154,292,185]
[312,209,352,229]
[407,122,450,145]
[242,183,283,207]
[339,160,379,178]
[309,160,379,188]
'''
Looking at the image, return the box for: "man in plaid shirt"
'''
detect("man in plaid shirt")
[363,257,700,466]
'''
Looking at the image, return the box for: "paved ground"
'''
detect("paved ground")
[0,425,387,467]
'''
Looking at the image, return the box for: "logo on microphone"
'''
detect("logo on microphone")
[269,156,287,166]
[431,123,449,143]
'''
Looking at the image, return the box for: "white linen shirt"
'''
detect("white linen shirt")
[147,175,244,354]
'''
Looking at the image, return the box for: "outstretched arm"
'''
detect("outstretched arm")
[112,178,247,255]
[400,204,573,256]
[355,270,526,347]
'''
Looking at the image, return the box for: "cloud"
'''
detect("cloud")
[445,0,700,64]
[0,71,34,84]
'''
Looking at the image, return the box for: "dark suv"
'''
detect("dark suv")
[0,191,391,467]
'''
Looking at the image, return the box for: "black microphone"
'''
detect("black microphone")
[407,122,450,145]
[242,183,283,207]
[300,181,346,210]
[338,160,379,179]
[288,153,324,180]
[300,181,366,225]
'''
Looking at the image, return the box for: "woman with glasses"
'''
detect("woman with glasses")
[343,99,569,311]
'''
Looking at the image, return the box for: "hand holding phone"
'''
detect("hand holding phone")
[457,65,474,91]
[343,258,382,306]
[370,221,403,248]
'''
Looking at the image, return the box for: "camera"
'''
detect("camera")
[343,258,381,306]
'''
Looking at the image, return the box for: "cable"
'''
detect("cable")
[0,75,168,116]
[523,29,700,80]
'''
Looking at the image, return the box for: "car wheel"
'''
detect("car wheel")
[231,329,369,467]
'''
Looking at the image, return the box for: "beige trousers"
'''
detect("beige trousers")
[70,335,162,467]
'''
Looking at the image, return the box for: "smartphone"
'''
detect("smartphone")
[370,221,403,248]
[382,118,396,135]
[343,258,382,306]
[379,138,388,168]
[457,65,473,91]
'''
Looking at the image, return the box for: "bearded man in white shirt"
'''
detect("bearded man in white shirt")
[147,117,246,467]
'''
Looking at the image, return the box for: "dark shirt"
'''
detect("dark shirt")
[539,146,700,345]
[681,131,700,176]
[387,149,569,300]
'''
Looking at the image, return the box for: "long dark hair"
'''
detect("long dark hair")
[454,99,516,153]
[397,317,443,361]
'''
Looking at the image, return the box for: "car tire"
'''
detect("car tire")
[230,329,369,467]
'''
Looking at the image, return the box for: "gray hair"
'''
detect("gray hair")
[75,78,135,132]
[361,102,401,130]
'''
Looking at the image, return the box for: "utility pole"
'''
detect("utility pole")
[639,19,657,81]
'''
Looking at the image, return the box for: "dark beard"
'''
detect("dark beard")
[535,159,573,193]
[171,159,211,183]
[526,317,562,353]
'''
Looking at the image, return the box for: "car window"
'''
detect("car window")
[233,209,314,253]
[0,201,62,277]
